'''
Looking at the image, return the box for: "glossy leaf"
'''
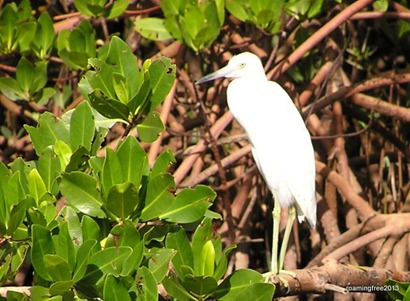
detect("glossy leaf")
[183,275,218,296]
[140,173,175,221]
[54,140,72,171]
[44,254,72,282]
[7,200,27,237]
[147,248,176,283]
[213,269,275,300]
[103,274,131,301]
[37,147,61,196]
[116,135,149,189]
[104,36,140,99]
[28,169,47,205]
[72,239,97,283]
[85,246,133,281]
[70,100,95,151]
[81,215,101,242]
[192,218,213,275]
[162,277,194,301]
[104,0,129,19]
[33,11,55,58]
[16,57,34,94]
[49,280,75,296]
[160,185,215,223]
[24,112,70,156]
[134,18,173,41]
[60,171,105,218]
[106,182,139,220]
[148,57,176,110]
[199,240,215,276]
[165,227,193,281]
[136,266,158,301]
[101,148,124,195]
[0,77,25,100]
[89,89,130,121]
[137,111,165,143]
[113,73,130,104]
[31,224,54,281]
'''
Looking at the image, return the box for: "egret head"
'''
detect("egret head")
[196,52,266,84]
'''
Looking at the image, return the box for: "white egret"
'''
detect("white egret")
[196,52,316,275]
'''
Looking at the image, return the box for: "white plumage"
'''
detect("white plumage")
[196,52,316,273]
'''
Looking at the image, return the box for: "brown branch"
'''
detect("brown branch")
[173,111,233,185]
[270,261,410,297]
[267,0,375,79]
[303,72,410,118]
[351,93,410,123]
[351,11,410,20]
[316,161,375,220]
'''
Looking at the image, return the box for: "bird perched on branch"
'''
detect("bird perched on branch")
[196,52,316,275]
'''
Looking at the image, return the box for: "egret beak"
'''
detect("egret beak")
[195,65,234,85]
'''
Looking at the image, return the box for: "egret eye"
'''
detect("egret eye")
[239,62,246,69]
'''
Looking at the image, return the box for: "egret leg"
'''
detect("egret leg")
[271,196,281,274]
[278,205,296,272]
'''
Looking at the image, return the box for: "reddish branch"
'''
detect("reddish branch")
[267,0,375,79]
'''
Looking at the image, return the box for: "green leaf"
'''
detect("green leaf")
[27,169,47,205]
[34,11,55,58]
[113,73,130,104]
[105,36,140,98]
[116,135,149,188]
[16,21,37,52]
[37,147,61,196]
[137,111,165,143]
[140,173,175,221]
[183,275,218,296]
[54,140,72,171]
[49,280,75,296]
[106,182,139,220]
[135,266,158,301]
[16,57,34,94]
[162,277,195,301]
[72,239,97,283]
[213,269,275,300]
[7,200,27,237]
[199,240,215,277]
[134,18,173,41]
[0,77,25,100]
[70,100,95,151]
[74,0,104,17]
[44,254,72,282]
[160,185,215,223]
[166,227,194,281]
[192,217,213,275]
[81,215,101,242]
[103,274,132,301]
[89,89,130,121]
[104,0,129,19]
[148,57,176,109]
[151,149,175,178]
[24,112,70,156]
[0,4,18,53]
[60,171,105,218]
[101,148,124,195]
[85,246,133,282]
[147,248,176,283]
[31,224,55,281]
[31,61,48,94]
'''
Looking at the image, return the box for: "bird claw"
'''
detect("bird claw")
[262,270,298,293]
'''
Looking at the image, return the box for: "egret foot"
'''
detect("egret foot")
[263,270,298,292]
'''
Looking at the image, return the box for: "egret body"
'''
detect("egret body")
[196,52,316,274]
